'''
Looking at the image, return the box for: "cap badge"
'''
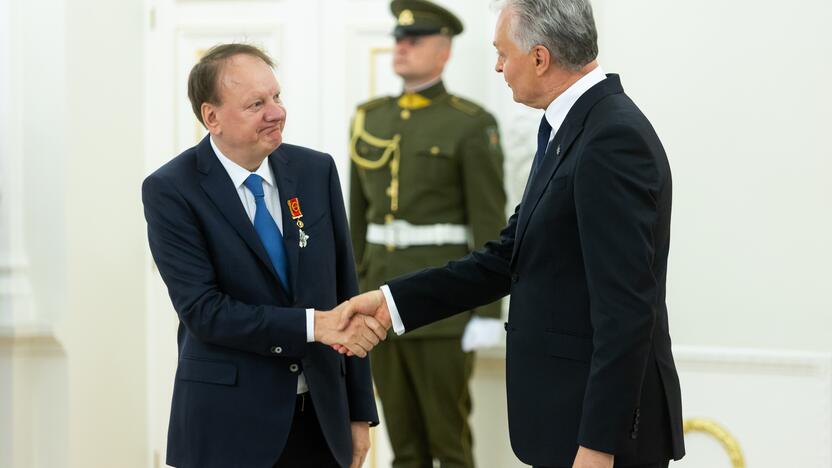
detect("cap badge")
[398,9,415,26]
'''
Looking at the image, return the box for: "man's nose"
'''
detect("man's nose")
[264,101,285,121]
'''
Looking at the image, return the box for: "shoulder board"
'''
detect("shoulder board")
[358,96,393,112]
[448,95,485,116]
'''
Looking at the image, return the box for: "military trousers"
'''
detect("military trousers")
[371,337,475,468]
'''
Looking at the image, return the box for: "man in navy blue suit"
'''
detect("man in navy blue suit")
[142,44,385,468]
[340,1,685,467]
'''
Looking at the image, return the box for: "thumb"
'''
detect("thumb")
[336,300,355,331]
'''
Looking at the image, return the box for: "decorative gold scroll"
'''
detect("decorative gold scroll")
[683,418,746,468]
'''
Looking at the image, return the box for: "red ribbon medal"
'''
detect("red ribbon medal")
[287,197,309,248]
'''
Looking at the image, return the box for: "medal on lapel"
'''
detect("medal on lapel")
[287,197,309,248]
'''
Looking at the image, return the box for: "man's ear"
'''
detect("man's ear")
[532,45,551,76]
[201,102,221,135]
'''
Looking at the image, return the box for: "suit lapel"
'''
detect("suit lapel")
[196,136,290,302]
[270,146,300,300]
[511,75,625,265]
[512,124,582,261]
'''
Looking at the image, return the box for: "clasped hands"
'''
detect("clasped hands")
[314,291,392,357]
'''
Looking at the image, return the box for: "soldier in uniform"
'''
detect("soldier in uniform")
[348,1,507,467]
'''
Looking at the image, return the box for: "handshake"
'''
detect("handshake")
[313,290,392,357]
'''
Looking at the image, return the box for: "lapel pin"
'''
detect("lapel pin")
[287,197,308,248]
[556,145,561,156]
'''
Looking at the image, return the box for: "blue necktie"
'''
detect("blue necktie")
[530,114,552,178]
[243,174,290,293]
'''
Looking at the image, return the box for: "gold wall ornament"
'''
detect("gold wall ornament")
[683,418,746,468]
[368,47,394,97]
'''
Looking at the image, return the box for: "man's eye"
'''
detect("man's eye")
[251,101,262,109]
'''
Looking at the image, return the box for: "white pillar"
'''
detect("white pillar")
[0,0,34,328]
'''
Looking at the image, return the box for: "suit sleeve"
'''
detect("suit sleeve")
[459,112,507,319]
[573,121,662,454]
[142,173,308,358]
[328,157,379,425]
[387,203,517,332]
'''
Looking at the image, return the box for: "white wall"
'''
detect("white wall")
[1,0,149,466]
[592,0,832,352]
[60,0,149,463]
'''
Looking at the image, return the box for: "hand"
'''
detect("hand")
[333,290,392,356]
[339,290,392,330]
[349,421,371,468]
[314,301,387,358]
[572,446,614,468]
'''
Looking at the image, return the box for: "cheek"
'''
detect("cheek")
[506,63,526,85]
[414,50,431,67]
[503,63,516,81]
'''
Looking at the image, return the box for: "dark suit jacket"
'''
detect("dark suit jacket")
[387,75,685,466]
[142,136,378,468]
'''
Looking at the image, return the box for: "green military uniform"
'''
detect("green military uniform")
[349,2,506,467]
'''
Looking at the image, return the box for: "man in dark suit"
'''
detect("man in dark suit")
[142,43,385,468]
[340,1,686,467]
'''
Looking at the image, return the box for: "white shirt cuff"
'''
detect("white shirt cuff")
[380,285,406,335]
[306,308,315,343]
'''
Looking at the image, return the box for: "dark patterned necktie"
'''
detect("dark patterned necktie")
[530,114,552,178]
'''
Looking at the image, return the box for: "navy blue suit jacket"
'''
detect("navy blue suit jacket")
[142,136,378,468]
[388,75,685,466]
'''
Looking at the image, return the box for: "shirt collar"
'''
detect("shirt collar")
[210,136,275,189]
[544,65,606,136]
[404,75,443,94]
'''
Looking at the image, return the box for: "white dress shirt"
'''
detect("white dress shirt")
[382,66,608,336]
[543,65,606,145]
[211,137,314,394]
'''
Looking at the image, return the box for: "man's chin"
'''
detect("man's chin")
[262,128,283,144]
[258,135,282,154]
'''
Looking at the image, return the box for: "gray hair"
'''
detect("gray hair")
[501,0,598,71]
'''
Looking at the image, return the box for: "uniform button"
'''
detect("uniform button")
[630,431,638,440]
[289,364,300,373]
[271,346,283,354]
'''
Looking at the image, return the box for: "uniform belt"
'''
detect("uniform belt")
[366,221,470,248]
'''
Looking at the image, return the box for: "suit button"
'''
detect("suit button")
[289,364,300,373]
[511,273,519,283]
[271,346,283,354]
[630,431,638,440]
